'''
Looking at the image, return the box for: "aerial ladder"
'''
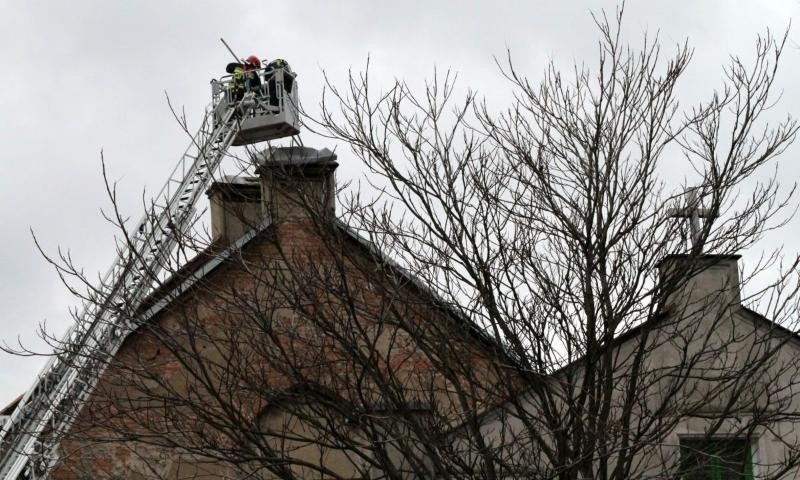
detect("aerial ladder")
[0,64,300,479]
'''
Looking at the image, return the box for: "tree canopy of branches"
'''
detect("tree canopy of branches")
[6,7,800,480]
[312,8,800,479]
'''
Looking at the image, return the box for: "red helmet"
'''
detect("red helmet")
[246,55,261,68]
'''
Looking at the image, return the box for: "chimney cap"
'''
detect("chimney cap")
[206,175,261,196]
[254,146,338,175]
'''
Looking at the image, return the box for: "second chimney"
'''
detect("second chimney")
[206,176,264,246]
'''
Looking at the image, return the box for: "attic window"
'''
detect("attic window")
[679,437,753,479]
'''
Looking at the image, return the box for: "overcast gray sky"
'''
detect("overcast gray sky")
[1,0,799,408]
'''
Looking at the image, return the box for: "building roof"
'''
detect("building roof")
[454,279,800,431]
[138,216,274,321]
[137,215,514,363]
[0,395,21,417]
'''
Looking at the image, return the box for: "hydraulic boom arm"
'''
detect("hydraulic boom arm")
[0,101,242,480]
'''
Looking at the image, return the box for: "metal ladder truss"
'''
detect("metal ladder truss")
[0,100,242,480]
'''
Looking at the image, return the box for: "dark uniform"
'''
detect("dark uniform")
[264,59,293,107]
[243,55,262,93]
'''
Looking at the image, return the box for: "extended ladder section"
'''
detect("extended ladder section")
[0,67,299,479]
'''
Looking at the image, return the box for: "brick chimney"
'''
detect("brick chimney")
[658,254,742,314]
[206,176,264,246]
[255,146,339,222]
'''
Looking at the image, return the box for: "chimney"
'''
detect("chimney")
[658,254,742,314]
[255,146,339,222]
[206,176,264,246]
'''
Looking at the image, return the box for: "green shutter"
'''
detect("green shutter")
[744,448,754,480]
[710,454,721,480]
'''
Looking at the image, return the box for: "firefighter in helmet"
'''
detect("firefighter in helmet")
[243,55,262,93]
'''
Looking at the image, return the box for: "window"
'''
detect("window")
[680,438,753,480]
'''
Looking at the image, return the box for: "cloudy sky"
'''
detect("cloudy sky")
[1,0,799,408]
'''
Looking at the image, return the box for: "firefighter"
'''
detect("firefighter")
[243,55,262,93]
[264,58,293,107]
[229,66,246,101]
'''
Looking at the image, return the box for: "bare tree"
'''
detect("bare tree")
[310,7,800,479]
[4,6,800,480]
